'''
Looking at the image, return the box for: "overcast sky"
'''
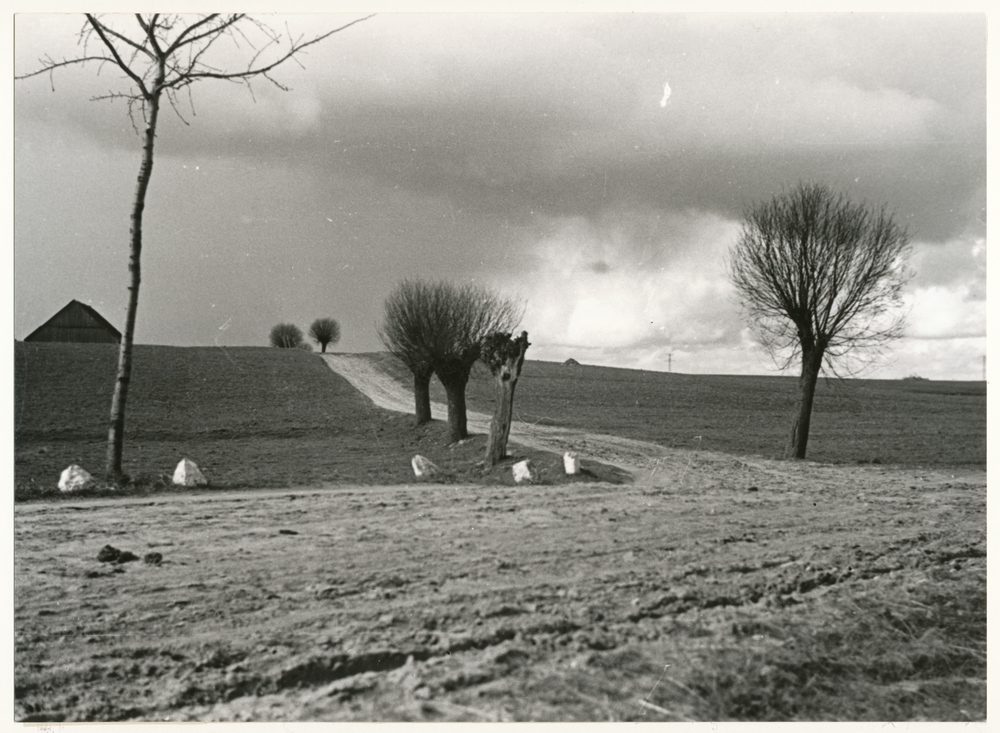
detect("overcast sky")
[13,11,987,379]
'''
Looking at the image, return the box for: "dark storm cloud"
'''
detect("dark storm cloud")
[19,13,984,245]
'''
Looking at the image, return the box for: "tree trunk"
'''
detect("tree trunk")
[483,331,529,467]
[486,377,518,466]
[787,347,824,460]
[413,368,433,425]
[106,81,163,481]
[440,374,469,442]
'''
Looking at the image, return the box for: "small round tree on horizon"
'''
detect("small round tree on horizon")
[270,323,304,349]
[728,182,911,460]
[309,318,341,353]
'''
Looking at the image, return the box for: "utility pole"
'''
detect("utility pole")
[667,353,672,373]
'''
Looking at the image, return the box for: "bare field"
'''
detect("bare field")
[15,454,985,722]
[13,344,987,721]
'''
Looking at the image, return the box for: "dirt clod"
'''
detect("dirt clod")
[97,545,121,563]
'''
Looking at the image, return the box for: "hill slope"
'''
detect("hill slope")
[14,343,625,495]
[14,343,985,498]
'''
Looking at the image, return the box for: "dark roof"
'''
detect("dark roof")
[24,300,122,343]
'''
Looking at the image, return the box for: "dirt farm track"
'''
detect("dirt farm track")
[12,354,987,722]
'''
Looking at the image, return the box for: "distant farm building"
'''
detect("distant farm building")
[24,300,121,344]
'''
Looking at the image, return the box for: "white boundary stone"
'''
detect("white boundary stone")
[173,458,208,487]
[59,464,94,492]
[513,459,534,483]
[411,455,439,477]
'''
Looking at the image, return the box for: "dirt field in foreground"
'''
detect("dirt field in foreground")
[14,445,985,721]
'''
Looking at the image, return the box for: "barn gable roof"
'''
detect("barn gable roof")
[24,300,122,343]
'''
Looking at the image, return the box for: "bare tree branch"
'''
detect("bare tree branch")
[83,14,151,97]
[20,14,375,109]
[167,14,374,86]
[16,54,116,84]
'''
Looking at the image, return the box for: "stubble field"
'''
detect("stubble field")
[12,342,987,722]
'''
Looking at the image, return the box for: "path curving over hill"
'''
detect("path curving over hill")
[321,354,488,429]
[320,353,680,479]
[320,353,985,493]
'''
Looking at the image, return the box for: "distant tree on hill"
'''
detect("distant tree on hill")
[15,13,369,481]
[378,280,523,440]
[728,182,911,460]
[296,341,314,352]
[270,323,304,349]
[309,318,341,353]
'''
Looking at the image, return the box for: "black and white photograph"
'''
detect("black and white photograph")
[12,8,987,724]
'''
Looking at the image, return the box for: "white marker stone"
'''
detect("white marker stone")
[411,455,439,477]
[513,459,534,484]
[59,464,94,492]
[173,458,208,487]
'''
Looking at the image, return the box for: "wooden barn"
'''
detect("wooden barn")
[24,300,121,344]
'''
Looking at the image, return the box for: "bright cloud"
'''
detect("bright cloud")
[509,209,742,359]
[901,236,986,343]
[905,285,986,341]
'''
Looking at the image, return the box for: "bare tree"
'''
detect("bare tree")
[378,280,523,440]
[15,13,369,480]
[728,182,911,459]
[430,284,520,444]
[309,317,341,353]
[481,331,530,467]
[270,323,304,349]
[378,280,437,425]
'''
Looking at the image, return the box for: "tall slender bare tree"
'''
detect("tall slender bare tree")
[16,14,370,480]
[728,182,911,459]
